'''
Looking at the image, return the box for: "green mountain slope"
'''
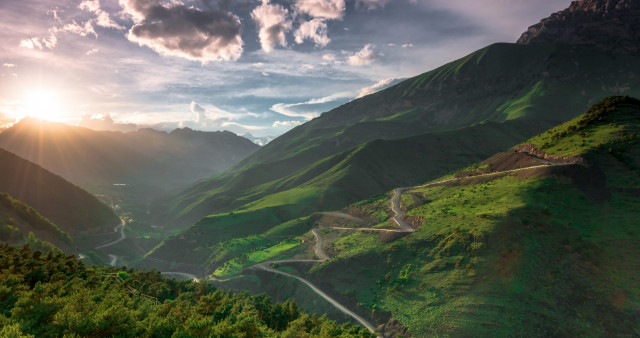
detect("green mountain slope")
[0,192,74,252]
[156,43,640,230]
[0,148,119,235]
[144,118,551,271]
[0,243,372,337]
[297,96,640,335]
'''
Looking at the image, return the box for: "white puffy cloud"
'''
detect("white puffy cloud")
[251,0,292,53]
[347,44,380,66]
[61,20,97,38]
[295,0,346,20]
[79,0,125,30]
[272,120,302,127]
[190,101,206,123]
[2,64,16,68]
[294,18,330,47]
[357,0,391,10]
[271,91,353,119]
[356,78,397,98]
[19,31,58,50]
[120,0,244,63]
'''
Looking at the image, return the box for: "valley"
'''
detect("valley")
[1,0,640,336]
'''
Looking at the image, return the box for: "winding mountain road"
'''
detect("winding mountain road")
[311,229,330,261]
[252,160,563,335]
[253,262,378,333]
[391,188,415,232]
[95,218,126,250]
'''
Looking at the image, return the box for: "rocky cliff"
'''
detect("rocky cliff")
[517,0,640,54]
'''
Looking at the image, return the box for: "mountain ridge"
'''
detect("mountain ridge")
[0,118,259,190]
[0,147,119,235]
[517,0,640,54]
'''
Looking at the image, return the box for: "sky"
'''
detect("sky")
[0,0,571,140]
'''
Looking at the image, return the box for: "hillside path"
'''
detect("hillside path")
[95,218,126,250]
[311,229,330,261]
[253,262,378,334]
[244,161,568,336]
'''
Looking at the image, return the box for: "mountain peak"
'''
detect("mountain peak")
[517,0,640,54]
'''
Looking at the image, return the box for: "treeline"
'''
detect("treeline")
[0,243,373,337]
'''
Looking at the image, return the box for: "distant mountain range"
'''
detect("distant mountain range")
[0,118,259,191]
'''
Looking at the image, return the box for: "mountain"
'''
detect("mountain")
[154,41,640,230]
[0,119,259,191]
[221,96,640,336]
[518,0,640,55]
[0,192,74,252]
[0,148,119,235]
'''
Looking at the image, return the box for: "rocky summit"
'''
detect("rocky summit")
[517,0,640,54]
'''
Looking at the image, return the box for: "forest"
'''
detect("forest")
[0,243,373,337]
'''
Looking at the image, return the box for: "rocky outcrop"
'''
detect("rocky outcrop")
[514,144,586,165]
[517,0,640,55]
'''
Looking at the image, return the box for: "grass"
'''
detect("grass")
[213,238,304,277]
[307,97,640,335]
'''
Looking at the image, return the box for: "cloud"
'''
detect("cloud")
[356,78,399,98]
[322,53,336,61]
[181,101,265,134]
[86,48,100,55]
[294,18,330,47]
[251,0,292,53]
[271,91,353,119]
[2,64,16,68]
[79,0,125,30]
[19,1,124,52]
[120,0,244,63]
[19,31,58,50]
[295,0,346,20]
[190,101,207,123]
[272,120,302,127]
[61,20,97,38]
[79,114,138,132]
[348,44,380,66]
[356,0,391,10]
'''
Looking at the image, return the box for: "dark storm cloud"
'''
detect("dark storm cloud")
[120,0,244,62]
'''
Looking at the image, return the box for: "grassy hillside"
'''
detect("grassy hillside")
[0,193,74,252]
[144,118,550,270]
[297,97,640,335]
[0,148,119,235]
[156,43,640,230]
[0,243,373,337]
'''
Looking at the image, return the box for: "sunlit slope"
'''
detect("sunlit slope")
[309,97,640,336]
[0,148,119,234]
[0,192,74,252]
[157,43,640,229]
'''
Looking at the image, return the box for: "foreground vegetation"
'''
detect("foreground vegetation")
[0,243,372,337]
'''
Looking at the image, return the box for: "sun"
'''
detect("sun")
[21,88,64,121]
